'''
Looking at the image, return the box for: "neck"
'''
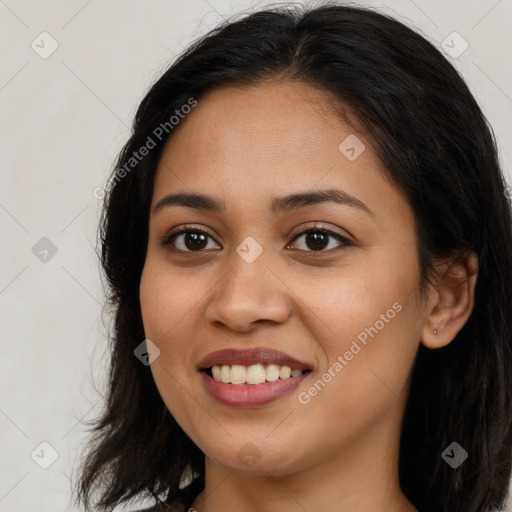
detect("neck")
[189,415,417,512]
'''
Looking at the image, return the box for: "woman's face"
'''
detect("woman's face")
[140,80,428,476]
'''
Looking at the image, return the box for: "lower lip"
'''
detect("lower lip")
[200,371,310,408]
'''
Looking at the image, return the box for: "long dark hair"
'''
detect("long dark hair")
[76,4,512,511]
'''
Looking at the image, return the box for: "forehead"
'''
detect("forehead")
[152,80,400,219]
[160,81,357,163]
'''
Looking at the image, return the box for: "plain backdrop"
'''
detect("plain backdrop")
[1,0,511,510]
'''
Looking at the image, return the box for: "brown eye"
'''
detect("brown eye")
[160,225,352,255]
[289,228,352,253]
[161,228,220,252]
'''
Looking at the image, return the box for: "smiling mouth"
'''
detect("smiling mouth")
[203,363,312,385]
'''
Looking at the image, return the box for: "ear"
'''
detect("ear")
[421,251,478,349]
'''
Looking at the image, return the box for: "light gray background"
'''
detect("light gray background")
[1,1,511,511]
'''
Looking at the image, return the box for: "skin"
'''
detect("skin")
[139,80,478,512]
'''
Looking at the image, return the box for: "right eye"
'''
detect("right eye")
[160,226,221,253]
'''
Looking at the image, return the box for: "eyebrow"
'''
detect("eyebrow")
[153,188,375,218]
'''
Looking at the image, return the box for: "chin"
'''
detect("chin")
[200,437,312,476]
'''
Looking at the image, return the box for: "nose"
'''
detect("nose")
[204,249,293,333]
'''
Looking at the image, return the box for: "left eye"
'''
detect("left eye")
[289,229,352,252]
[161,226,352,253]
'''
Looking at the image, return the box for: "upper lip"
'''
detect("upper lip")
[197,347,313,371]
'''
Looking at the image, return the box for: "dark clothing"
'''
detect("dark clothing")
[134,501,187,511]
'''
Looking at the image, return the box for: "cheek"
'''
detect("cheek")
[139,266,188,385]
[294,300,420,446]
[139,262,212,390]
[294,258,417,347]
[295,252,422,401]
[140,262,200,340]
[139,266,199,420]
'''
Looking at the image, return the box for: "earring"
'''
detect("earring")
[433,329,438,337]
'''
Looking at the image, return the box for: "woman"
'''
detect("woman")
[76,4,512,512]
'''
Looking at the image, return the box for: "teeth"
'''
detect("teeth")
[247,364,266,385]
[279,366,291,379]
[209,364,306,384]
[230,364,247,384]
[265,364,280,382]
[212,365,221,381]
[220,365,231,383]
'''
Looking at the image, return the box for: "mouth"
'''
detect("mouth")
[202,363,312,385]
[197,347,313,372]
[197,347,313,407]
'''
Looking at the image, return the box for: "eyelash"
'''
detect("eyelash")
[160,223,353,255]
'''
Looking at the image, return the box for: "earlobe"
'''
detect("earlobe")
[420,251,478,349]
